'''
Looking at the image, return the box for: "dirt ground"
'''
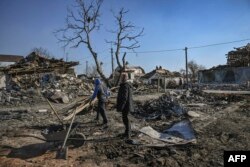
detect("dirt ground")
[0,92,249,167]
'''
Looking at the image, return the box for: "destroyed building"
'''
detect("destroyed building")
[141,66,183,88]
[111,65,145,83]
[0,52,93,105]
[198,43,250,85]
[198,65,250,84]
[227,43,250,67]
[2,52,79,90]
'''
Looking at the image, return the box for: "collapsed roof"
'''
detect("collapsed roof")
[3,52,79,75]
[141,67,174,79]
[226,43,250,67]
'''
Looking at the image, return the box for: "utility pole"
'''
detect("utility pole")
[185,47,188,89]
[86,61,88,76]
[111,47,114,75]
[66,52,68,62]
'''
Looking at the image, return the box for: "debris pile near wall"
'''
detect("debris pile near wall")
[0,74,93,105]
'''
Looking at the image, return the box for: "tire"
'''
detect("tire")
[68,132,86,147]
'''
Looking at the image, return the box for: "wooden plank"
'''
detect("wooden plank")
[63,98,97,121]
[63,86,117,121]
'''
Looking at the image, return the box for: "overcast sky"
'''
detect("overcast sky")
[1,0,250,75]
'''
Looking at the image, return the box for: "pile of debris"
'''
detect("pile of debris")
[0,75,93,105]
[133,84,159,95]
[0,52,93,105]
[38,73,93,103]
[3,52,79,76]
[0,88,43,106]
[133,94,186,120]
[133,88,242,121]
[199,83,250,91]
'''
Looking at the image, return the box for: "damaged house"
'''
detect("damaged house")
[0,52,95,104]
[227,43,250,67]
[141,66,183,88]
[111,65,145,83]
[198,43,250,84]
[2,52,79,90]
[0,52,95,105]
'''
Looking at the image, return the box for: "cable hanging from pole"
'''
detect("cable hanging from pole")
[125,38,250,54]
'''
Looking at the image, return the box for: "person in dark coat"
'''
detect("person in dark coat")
[117,73,134,139]
[90,78,108,126]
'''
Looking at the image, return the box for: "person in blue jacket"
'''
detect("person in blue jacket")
[90,78,108,126]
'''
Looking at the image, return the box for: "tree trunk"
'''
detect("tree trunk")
[115,52,126,86]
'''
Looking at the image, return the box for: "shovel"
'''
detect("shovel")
[56,108,77,159]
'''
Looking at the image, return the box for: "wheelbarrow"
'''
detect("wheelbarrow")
[41,123,86,148]
[41,108,86,159]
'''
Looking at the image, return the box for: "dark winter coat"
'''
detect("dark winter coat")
[117,82,134,112]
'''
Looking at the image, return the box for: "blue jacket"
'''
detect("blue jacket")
[91,79,109,102]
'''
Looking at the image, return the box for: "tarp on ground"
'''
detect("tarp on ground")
[139,119,196,146]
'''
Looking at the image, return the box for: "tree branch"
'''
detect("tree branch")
[54,0,111,87]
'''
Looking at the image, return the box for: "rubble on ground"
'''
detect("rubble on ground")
[133,94,186,120]
[0,88,249,166]
[133,88,243,121]
[0,52,93,106]
[0,52,249,166]
[199,83,250,91]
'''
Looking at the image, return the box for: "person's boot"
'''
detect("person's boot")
[124,132,131,139]
[99,122,108,130]
[93,113,100,123]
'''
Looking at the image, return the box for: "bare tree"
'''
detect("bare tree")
[107,8,144,70]
[32,47,54,59]
[55,0,111,86]
[55,0,143,87]
[188,60,206,83]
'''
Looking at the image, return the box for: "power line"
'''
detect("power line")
[76,38,250,62]
[125,38,250,54]
[188,38,250,49]
[126,48,183,54]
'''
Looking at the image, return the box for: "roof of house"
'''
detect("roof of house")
[115,65,145,74]
[128,66,145,73]
[115,65,145,73]
[0,54,24,62]
[141,68,173,79]
[3,52,79,75]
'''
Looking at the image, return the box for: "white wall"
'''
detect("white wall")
[0,62,15,67]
